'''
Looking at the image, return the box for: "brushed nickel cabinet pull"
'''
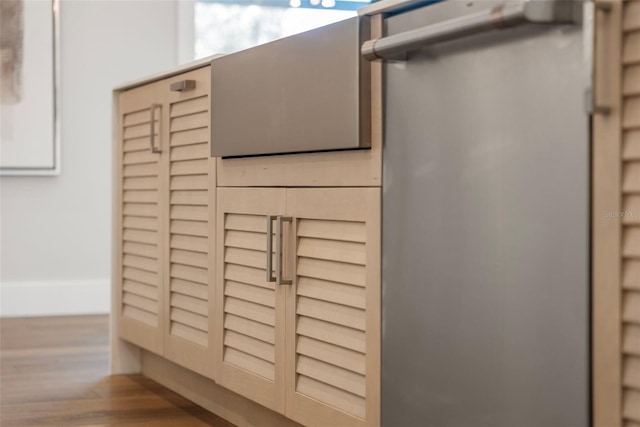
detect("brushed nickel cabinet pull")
[149,103,161,153]
[266,215,276,282]
[170,80,196,92]
[276,216,292,286]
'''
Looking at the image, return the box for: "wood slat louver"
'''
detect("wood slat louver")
[121,106,161,329]
[168,94,210,348]
[294,218,367,419]
[623,2,640,423]
[222,213,277,381]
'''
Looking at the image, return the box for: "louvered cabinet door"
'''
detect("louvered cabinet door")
[622,3,640,423]
[116,83,164,354]
[162,68,216,379]
[215,187,287,412]
[285,188,381,427]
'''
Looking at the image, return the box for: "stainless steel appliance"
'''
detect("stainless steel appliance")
[370,1,591,425]
[211,18,371,157]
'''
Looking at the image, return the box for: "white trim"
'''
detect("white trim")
[0,279,110,317]
[0,167,61,176]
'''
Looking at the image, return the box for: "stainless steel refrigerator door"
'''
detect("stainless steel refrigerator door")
[382,2,590,427]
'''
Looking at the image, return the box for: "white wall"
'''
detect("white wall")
[0,0,179,316]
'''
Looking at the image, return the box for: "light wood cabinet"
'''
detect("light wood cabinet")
[117,81,165,355]
[115,66,216,379]
[284,188,380,427]
[162,69,216,379]
[215,187,380,426]
[214,187,287,412]
[113,58,382,425]
[593,2,640,426]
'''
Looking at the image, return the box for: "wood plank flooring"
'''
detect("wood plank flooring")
[0,315,233,427]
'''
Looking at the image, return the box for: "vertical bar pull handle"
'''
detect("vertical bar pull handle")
[266,215,276,282]
[276,216,292,285]
[149,103,162,153]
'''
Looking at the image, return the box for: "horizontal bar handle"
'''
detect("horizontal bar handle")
[170,80,196,92]
[361,0,582,61]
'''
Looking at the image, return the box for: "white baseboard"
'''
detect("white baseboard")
[0,279,110,317]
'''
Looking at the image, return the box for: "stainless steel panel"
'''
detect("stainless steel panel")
[211,18,371,158]
[381,2,590,426]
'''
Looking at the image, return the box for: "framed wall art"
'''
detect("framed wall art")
[1,0,60,175]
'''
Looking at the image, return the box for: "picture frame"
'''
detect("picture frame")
[0,0,60,175]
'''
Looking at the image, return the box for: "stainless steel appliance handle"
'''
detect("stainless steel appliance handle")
[361,1,582,61]
[149,103,162,153]
[266,215,277,282]
[276,216,292,286]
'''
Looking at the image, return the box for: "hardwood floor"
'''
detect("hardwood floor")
[0,315,233,427]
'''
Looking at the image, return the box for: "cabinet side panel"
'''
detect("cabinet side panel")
[593,1,624,425]
[593,1,625,426]
[111,90,141,374]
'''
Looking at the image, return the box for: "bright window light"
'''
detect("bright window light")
[195,0,370,58]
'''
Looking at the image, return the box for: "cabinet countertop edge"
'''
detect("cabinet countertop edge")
[113,54,223,93]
